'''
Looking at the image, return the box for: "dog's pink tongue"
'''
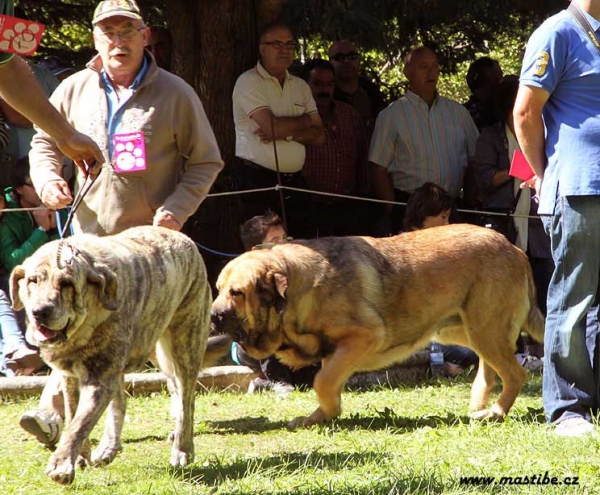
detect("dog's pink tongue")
[34,326,59,342]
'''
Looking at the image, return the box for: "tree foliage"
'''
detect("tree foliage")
[281,0,568,101]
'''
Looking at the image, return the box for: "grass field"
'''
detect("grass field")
[1,372,598,494]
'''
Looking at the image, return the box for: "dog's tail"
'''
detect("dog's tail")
[203,334,234,368]
[524,269,545,344]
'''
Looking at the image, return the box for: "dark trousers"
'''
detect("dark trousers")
[232,158,314,239]
[371,189,411,237]
[312,197,370,238]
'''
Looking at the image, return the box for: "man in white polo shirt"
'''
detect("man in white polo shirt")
[232,22,324,237]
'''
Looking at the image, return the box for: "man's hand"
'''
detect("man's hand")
[40,180,73,210]
[55,130,104,178]
[254,127,274,143]
[520,175,543,203]
[153,210,182,231]
[32,207,56,231]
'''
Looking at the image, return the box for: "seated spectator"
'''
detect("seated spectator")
[403,183,479,376]
[0,156,69,375]
[0,193,44,376]
[234,211,319,394]
[239,210,289,250]
[0,156,65,273]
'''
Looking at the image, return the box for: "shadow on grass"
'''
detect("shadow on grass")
[205,406,544,437]
[170,451,448,494]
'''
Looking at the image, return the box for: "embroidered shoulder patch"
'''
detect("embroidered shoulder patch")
[533,51,549,77]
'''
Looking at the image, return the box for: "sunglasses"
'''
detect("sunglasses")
[330,51,359,62]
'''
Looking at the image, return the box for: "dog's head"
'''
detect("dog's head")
[10,239,118,349]
[211,250,288,360]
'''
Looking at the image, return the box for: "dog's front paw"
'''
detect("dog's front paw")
[170,449,193,467]
[287,407,330,430]
[470,407,505,421]
[90,443,122,467]
[45,453,75,485]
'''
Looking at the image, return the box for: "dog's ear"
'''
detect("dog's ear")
[87,263,118,311]
[256,270,288,314]
[9,266,25,311]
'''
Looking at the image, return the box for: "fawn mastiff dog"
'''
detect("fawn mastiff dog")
[10,226,222,485]
[211,224,544,429]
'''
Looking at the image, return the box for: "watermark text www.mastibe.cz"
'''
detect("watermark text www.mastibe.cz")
[459,471,579,487]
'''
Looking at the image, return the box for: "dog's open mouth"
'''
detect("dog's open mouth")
[34,322,69,344]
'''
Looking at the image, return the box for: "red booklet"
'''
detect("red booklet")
[0,14,45,57]
[509,150,535,181]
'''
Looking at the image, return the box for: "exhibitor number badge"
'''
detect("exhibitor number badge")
[113,131,147,172]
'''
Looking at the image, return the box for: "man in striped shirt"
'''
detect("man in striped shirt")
[369,46,479,235]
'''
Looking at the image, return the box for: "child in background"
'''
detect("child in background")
[403,183,480,376]
[233,211,319,394]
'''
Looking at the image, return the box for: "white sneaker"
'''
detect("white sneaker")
[20,409,63,448]
[554,417,595,438]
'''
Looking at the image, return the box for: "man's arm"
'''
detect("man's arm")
[513,84,550,196]
[371,163,395,214]
[251,108,325,145]
[0,56,103,169]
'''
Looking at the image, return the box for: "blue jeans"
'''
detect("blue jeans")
[0,288,26,376]
[542,196,600,423]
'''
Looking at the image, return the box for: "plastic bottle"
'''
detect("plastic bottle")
[429,342,445,377]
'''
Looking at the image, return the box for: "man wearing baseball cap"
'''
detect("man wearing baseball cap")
[21,0,223,457]
[29,0,223,234]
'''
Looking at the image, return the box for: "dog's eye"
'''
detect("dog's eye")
[27,276,38,285]
[229,289,244,298]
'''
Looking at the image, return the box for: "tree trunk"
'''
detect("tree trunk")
[166,0,284,289]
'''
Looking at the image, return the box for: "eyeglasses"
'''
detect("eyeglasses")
[261,41,297,51]
[97,26,146,44]
[330,51,359,62]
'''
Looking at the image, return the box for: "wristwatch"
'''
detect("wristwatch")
[284,135,293,142]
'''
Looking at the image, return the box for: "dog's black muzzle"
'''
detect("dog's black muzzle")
[210,310,245,342]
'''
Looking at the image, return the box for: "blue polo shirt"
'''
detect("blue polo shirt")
[100,55,149,160]
[520,8,600,214]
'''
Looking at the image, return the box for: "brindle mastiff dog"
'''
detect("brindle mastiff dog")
[10,226,220,485]
[211,224,544,429]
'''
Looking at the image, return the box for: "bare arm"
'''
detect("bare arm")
[251,108,325,145]
[0,56,103,170]
[513,85,549,196]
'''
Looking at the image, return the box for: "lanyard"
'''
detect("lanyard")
[568,3,600,55]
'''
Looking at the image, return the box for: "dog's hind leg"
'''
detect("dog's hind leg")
[90,375,126,466]
[155,333,200,467]
[470,347,526,420]
[469,361,497,413]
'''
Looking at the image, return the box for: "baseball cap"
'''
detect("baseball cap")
[92,0,143,25]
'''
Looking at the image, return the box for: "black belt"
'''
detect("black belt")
[239,158,301,178]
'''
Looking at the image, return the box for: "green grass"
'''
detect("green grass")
[1,373,598,494]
